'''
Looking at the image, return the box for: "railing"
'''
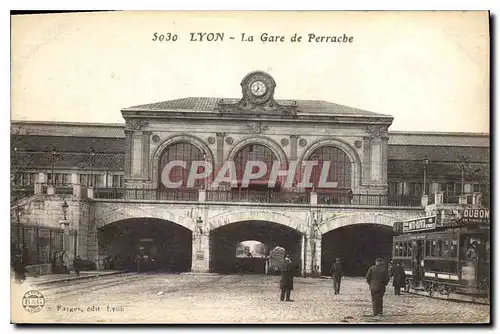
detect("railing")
[94,188,199,202]
[206,189,309,204]
[11,186,35,200]
[317,193,421,207]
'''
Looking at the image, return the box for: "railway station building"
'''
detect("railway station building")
[10,71,490,277]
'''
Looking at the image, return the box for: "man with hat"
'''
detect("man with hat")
[365,258,390,316]
[280,255,294,302]
[330,258,343,295]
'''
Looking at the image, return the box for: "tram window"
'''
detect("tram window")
[451,240,458,258]
[425,240,431,257]
[443,240,450,258]
[407,243,412,257]
[433,240,442,257]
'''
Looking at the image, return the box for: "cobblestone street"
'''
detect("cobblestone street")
[12,274,490,324]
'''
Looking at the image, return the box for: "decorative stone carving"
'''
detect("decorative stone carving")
[152,135,161,143]
[216,132,226,138]
[207,137,216,145]
[126,119,149,131]
[226,137,234,145]
[354,140,362,148]
[299,138,307,147]
[366,125,388,139]
[246,122,270,134]
[215,71,298,116]
[281,138,289,147]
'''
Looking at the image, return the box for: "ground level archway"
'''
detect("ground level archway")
[98,218,192,272]
[321,223,394,276]
[210,220,302,274]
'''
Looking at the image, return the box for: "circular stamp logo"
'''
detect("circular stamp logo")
[22,290,45,313]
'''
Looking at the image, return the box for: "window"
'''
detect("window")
[425,240,432,257]
[443,240,450,258]
[451,239,458,258]
[473,184,480,193]
[159,142,206,189]
[80,174,88,186]
[388,182,399,195]
[307,146,352,190]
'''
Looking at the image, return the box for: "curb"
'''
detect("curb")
[29,271,124,286]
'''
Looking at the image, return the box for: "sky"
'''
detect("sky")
[11,11,490,133]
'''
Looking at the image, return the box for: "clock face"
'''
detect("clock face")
[250,81,267,97]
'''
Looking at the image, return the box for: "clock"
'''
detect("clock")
[250,81,267,97]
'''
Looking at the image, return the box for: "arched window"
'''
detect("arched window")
[308,146,352,191]
[234,144,279,190]
[159,142,205,189]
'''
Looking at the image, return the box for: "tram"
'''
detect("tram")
[392,208,490,299]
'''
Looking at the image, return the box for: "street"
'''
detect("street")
[12,273,490,324]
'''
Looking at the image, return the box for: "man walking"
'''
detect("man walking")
[365,258,390,317]
[392,262,406,295]
[280,256,294,302]
[73,254,81,277]
[331,258,343,295]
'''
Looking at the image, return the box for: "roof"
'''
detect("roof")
[388,131,490,147]
[388,145,490,163]
[388,160,489,179]
[11,151,124,170]
[11,121,126,138]
[12,135,125,153]
[124,97,390,117]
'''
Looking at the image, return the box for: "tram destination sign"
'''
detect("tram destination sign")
[461,208,490,223]
[402,216,437,233]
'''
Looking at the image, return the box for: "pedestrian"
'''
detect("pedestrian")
[392,262,406,295]
[280,255,294,302]
[331,258,343,295]
[73,254,81,277]
[13,251,26,284]
[365,258,390,317]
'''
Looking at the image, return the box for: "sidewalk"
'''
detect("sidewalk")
[23,270,122,286]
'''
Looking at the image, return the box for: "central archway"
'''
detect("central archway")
[210,220,302,274]
[98,218,192,273]
[321,223,395,277]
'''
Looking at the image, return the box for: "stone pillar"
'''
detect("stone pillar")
[124,129,132,179]
[304,233,313,275]
[47,185,55,195]
[310,191,317,205]
[421,195,429,207]
[198,188,206,202]
[215,132,226,182]
[191,233,210,272]
[473,192,483,205]
[314,235,322,276]
[300,233,306,277]
[435,192,443,205]
[459,195,468,205]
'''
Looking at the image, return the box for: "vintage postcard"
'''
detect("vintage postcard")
[10,11,490,324]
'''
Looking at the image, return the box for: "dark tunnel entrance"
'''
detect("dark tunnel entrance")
[98,218,192,273]
[210,221,302,275]
[321,224,394,277]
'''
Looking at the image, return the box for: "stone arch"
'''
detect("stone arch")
[297,137,362,191]
[150,134,215,188]
[208,209,306,234]
[95,206,195,231]
[226,136,289,166]
[318,212,404,235]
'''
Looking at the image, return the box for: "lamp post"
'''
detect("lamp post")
[14,205,21,247]
[89,147,95,187]
[59,200,70,266]
[51,146,58,185]
[423,158,429,195]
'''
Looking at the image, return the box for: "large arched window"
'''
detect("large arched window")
[234,144,278,190]
[159,142,205,189]
[308,146,352,191]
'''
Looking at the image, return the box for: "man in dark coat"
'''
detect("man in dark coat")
[73,254,81,276]
[365,258,390,316]
[392,262,406,295]
[331,258,343,295]
[280,256,294,302]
